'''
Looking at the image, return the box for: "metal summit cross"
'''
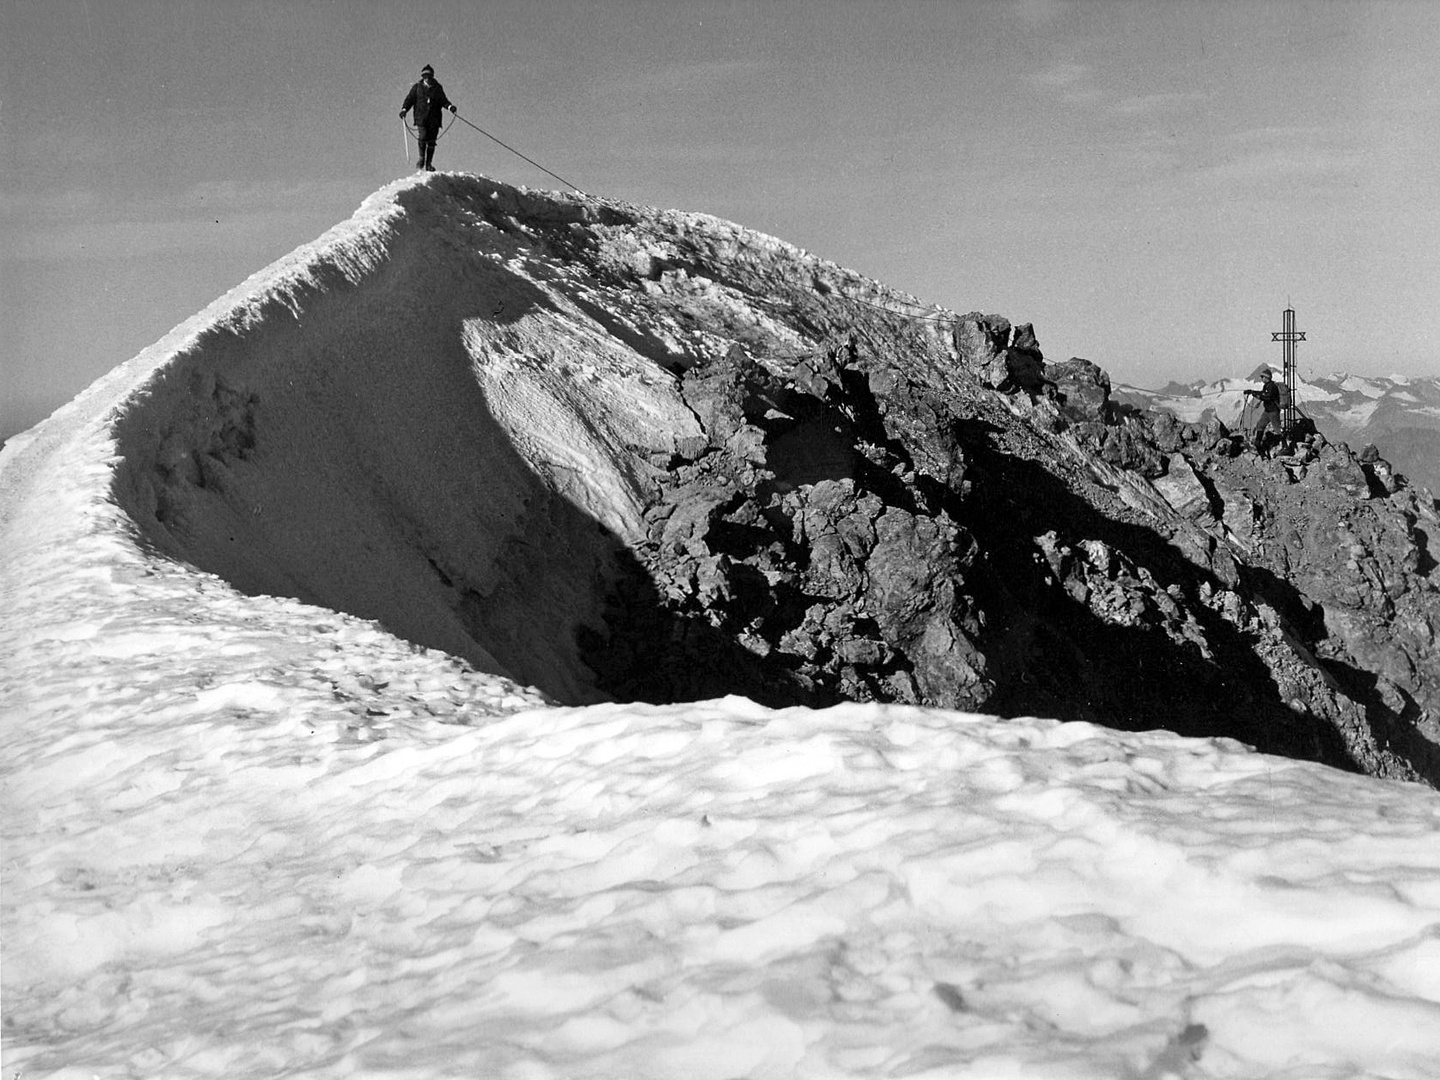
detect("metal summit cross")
[1271,306,1305,433]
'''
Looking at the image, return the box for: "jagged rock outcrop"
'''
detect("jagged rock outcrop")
[573,215,1436,780]
[1118,408,1440,781]
[559,183,1438,784]
[957,314,1045,394]
[582,342,989,710]
[1045,357,1111,424]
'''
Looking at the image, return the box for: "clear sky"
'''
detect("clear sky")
[3,0,1438,442]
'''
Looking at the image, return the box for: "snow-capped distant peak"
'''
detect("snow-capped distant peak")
[1113,369,1440,493]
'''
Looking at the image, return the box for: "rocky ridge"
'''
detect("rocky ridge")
[107,175,1440,787]
[531,184,1439,785]
[1115,373,1440,498]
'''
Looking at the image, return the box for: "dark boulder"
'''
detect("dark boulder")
[1045,357,1111,423]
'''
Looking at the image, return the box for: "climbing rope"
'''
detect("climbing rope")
[400,106,961,320]
[842,292,956,324]
[404,109,584,193]
[448,112,584,193]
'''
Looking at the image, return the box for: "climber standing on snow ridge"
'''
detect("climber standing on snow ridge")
[400,64,457,172]
[1244,368,1282,454]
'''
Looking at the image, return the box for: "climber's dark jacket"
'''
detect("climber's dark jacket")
[401,78,453,133]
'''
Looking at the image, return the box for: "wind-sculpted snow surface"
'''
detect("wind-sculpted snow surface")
[4,174,1440,1077]
[103,178,703,705]
[5,582,1440,1077]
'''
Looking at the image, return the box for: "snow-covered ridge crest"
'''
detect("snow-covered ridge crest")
[3,169,946,709]
[4,175,1440,1078]
[90,171,955,705]
[105,174,721,703]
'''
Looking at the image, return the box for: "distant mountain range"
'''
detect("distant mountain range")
[1113,372,1440,497]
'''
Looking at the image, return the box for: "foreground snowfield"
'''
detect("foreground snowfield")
[4,178,1440,1078]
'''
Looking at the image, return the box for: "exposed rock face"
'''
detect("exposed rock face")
[957,314,1045,394]
[566,207,1437,781]
[1118,410,1440,782]
[1045,357,1111,424]
[582,341,987,710]
[557,185,1439,784]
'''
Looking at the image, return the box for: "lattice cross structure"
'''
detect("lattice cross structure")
[1271,307,1306,433]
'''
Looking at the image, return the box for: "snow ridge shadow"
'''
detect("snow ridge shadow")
[109,179,676,705]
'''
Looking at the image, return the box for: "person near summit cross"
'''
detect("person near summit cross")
[1244,368,1282,453]
[400,64,457,171]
